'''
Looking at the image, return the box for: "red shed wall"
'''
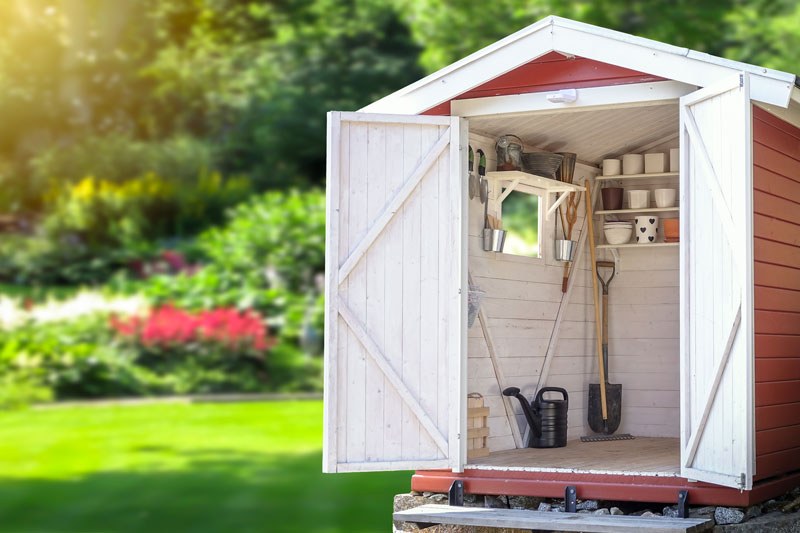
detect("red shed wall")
[422,52,664,115]
[752,106,800,482]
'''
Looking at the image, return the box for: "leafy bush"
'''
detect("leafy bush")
[0,372,53,410]
[0,314,146,399]
[133,189,326,351]
[32,134,220,188]
[0,170,252,285]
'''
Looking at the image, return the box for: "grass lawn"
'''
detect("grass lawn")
[0,400,411,532]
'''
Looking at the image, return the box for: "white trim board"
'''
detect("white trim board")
[361,16,795,115]
[452,81,695,118]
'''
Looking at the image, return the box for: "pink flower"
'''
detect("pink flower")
[110,305,275,354]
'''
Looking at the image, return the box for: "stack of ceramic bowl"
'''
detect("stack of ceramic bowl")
[604,221,633,245]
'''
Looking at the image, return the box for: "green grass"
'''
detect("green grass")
[0,401,411,532]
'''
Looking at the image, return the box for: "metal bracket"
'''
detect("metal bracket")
[448,480,464,507]
[565,486,577,513]
[677,490,689,518]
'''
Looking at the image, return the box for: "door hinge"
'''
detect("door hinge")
[739,473,746,490]
[739,74,744,88]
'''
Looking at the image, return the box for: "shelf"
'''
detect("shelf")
[596,206,679,215]
[485,170,584,219]
[485,171,585,194]
[595,172,678,181]
[597,242,679,249]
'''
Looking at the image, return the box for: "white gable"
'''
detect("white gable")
[361,15,796,115]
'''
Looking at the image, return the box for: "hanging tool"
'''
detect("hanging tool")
[557,154,580,293]
[468,146,478,200]
[583,261,633,442]
[477,149,489,230]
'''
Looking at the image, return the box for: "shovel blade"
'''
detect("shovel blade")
[587,383,622,434]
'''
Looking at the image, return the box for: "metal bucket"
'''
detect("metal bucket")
[483,228,506,252]
[554,239,577,262]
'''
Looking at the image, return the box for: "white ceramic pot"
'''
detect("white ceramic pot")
[627,190,649,209]
[604,223,633,245]
[602,159,621,176]
[669,148,680,172]
[634,215,659,244]
[654,188,677,208]
[622,154,644,175]
[644,153,666,173]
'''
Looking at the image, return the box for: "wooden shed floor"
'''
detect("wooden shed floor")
[466,437,680,476]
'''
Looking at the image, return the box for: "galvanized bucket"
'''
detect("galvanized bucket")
[483,228,506,252]
[554,239,577,262]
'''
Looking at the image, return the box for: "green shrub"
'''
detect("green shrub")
[32,134,220,187]
[134,189,326,351]
[0,169,252,285]
[0,314,146,399]
[0,372,53,410]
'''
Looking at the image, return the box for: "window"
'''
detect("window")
[500,191,541,258]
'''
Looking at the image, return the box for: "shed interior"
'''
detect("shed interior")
[465,102,683,475]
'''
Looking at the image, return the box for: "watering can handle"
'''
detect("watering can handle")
[535,387,569,407]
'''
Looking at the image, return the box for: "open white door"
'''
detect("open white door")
[323,112,468,473]
[680,73,754,489]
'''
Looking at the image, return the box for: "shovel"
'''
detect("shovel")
[587,260,625,437]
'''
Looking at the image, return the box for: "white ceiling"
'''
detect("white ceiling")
[469,103,679,165]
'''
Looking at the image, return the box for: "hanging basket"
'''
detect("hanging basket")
[467,285,486,328]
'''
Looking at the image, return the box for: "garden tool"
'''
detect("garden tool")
[468,146,478,200]
[584,260,633,442]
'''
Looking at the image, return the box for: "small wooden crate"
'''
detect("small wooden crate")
[467,393,490,459]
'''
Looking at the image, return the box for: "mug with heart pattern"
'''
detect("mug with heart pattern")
[634,215,659,244]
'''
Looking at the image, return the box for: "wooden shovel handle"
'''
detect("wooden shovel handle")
[584,181,608,420]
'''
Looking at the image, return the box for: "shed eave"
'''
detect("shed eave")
[361,15,796,115]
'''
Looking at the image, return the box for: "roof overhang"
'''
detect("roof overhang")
[361,16,796,115]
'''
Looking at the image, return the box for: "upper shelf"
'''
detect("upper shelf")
[596,206,679,215]
[595,171,679,181]
[485,171,585,193]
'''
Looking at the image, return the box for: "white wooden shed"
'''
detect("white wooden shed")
[323,16,800,506]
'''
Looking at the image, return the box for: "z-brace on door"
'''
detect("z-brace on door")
[679,73,755,490]
[323,112,468,473]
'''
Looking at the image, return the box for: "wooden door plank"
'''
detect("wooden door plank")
[337,128,450,283]
[681,105,738,259]
[322,112,342,472]
[338,300,449,454]
[684,305,741,468]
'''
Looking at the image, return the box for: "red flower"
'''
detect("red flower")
[110,306,275,354]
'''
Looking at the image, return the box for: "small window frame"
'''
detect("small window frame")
[496,186,547,264]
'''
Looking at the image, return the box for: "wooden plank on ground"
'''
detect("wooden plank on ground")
[394,505,713,532]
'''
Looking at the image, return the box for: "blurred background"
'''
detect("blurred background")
[0,1,797,531]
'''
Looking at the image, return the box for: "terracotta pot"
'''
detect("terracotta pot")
[663,219,679,241]
[601,187,623,211]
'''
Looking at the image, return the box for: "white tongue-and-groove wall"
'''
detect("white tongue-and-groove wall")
[467,132,680,452]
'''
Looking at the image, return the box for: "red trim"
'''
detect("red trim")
[411,468,800,506]
[422,53,664,116]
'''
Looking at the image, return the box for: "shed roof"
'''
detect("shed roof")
[362,16,797,114]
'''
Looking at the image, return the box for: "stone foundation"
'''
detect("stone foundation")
[393,487,800,532]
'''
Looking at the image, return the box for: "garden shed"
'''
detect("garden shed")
[323,16,800,508]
